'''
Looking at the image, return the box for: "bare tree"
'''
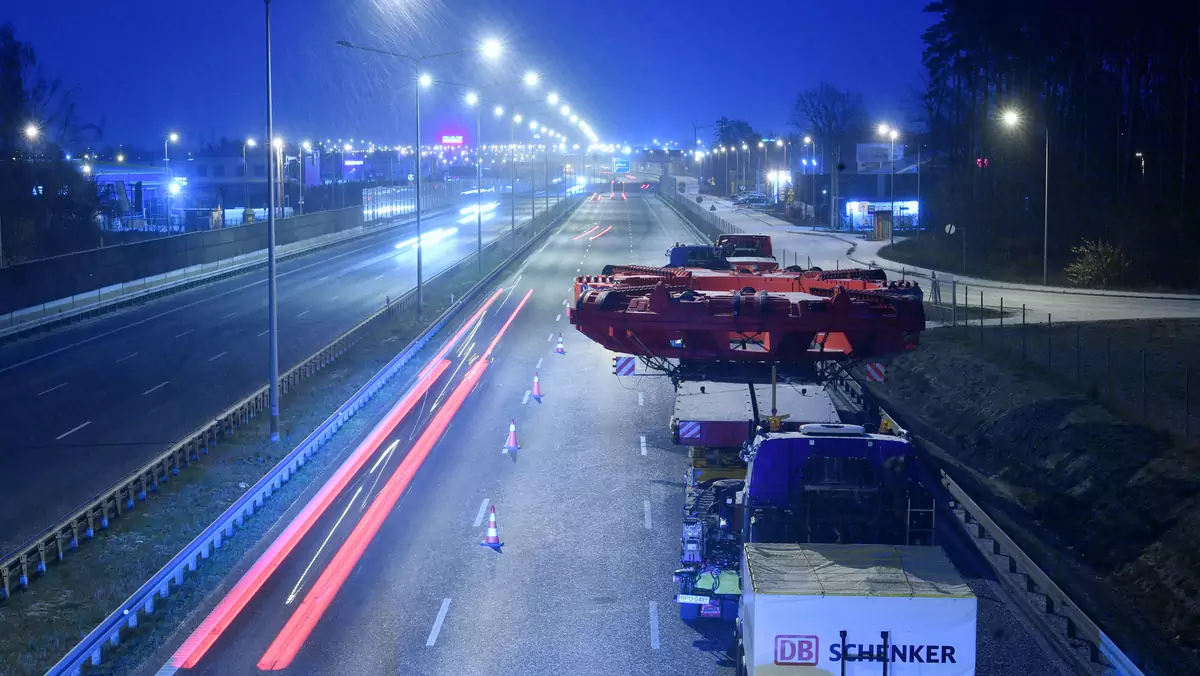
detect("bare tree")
[789,83,869,146]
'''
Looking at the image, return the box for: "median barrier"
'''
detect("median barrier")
[36,195,582,676]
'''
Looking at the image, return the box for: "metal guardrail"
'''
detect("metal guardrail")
[830,366,1145,676]
[0,206,455,343]
[0,197,580,605]
[43,195,581,676]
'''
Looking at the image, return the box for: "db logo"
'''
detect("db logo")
[775,635,819,666]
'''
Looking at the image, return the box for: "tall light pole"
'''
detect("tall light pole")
[164,131,179,179]
[264,0,281,442]
[511,113,522,246]
[465,91,485,275]
[529,120,539,217]
[804,136,816,224]
[242,137,257,208]
[336,38,503,320]
[877,124,899,245]
[300,141,311,214]
[1002,109,1049,284]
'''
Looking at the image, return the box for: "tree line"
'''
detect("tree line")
[913,0,1200,287]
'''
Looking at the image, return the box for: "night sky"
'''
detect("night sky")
[9,0,932,150]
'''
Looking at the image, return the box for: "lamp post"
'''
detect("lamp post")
[1001,109,1049,284]
[262,0,282,442]
[336,38,503,320]
[510,114,522,246]
[300,141,311,214]
[877,124,899,245]
[804,136,816,224]
[164,131,179,179]
[465,92,485,275]
[243,138,257,208]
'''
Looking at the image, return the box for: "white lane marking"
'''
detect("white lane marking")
[174,329,194,339]
[638,391,644,406]
[649,602,660,649]
[56,421,92,440]
[318,276,329,281]
[640,435,647,456]
[495,276,522,314]
[258,329,270,337]
[37,383,67,396]
[116,351,139,363]
[297,310,310,318]
[208,351,228,362]
[547,333,553,342]
[473,498,491,527]
[426,598,452,647]
[221,311,237,319]
[369,440,400,474]
[374,274,384,280]
[143,381,170,395]
[555,314,561,322]
[522,390,531,405]
[535,357,543,369]
[644,500,652,529]
[287,486,363,604]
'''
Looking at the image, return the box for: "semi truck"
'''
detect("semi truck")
[568,233,977,674]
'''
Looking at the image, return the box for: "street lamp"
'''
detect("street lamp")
[336,37,504,321]
[24,124,38,141]
[300,141,311,214]
[164,131,179,178]
[1001,108,1050,284]
[877,125,899,245]
[465,90,485,275]
[547,92,559,105]
[243,137,257,208]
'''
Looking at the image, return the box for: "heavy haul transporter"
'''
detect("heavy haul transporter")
[568,234,978,675]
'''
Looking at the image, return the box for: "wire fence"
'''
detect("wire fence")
[933,284,1198,444]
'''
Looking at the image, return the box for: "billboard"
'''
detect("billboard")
[856,142,905,169]
[442,135,464,145]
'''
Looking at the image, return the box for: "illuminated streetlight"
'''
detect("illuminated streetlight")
[1000,107,1049,283]
[547,92,559,105]
[169,132,179,143]
[523,71,539,87]
[418,73,432,87]
[24,124,38,140]
[513,114,523,124]
[493,105,504,116]
[465,91,479,105]
[560,105,570,116]
[877,124,900,245]
[82,164,92,175]
[570,114,578,123]
[116,154,125,163]
[272,137,284,149]
[529,120,538,130]
[481,38,503,60]
[302,140,312,151]
[877,123,889,136]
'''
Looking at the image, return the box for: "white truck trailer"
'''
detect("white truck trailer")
[737,542,977,676]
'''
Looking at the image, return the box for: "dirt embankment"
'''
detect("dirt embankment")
[873,326,1200,674]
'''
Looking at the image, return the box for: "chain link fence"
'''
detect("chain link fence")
[938,288,1197,443]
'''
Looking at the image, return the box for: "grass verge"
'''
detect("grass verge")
[875,322,1200,674]
[0,212,558,676]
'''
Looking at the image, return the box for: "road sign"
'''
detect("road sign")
[945,223,956,234]
[408,173,415,181]
[613,158,630,172]
[865,362,886,383]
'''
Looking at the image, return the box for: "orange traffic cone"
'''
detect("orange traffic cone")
[531,372,543,403]
[480,505,503,552]
[555,333,566,356]
[502,419,520,453]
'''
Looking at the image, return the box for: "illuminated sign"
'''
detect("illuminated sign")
[344,160,364,166]
[442,135,464,145]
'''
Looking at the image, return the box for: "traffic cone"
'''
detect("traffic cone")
[502,419,520,453]
[531,372,543,403]
[480,505,503,552]
[555,333,566,355]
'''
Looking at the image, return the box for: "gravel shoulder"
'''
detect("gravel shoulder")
[870,321,1200,674]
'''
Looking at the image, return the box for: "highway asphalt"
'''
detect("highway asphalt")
[0,194,564,554]
[150,194,1061,676]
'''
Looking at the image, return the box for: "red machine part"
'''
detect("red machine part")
[567,281,924,362]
